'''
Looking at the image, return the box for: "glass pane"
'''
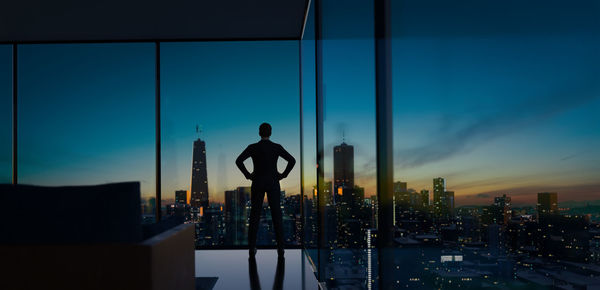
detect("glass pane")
[319,0,377,288]
[0,45,11,183]
[301,0,319,272]
[18,44,156,221]
[392,1,600,288]
[161,41,301,248]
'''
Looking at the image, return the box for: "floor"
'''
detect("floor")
[195,249,320,290]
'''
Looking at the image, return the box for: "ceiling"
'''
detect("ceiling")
[0,0,308,43]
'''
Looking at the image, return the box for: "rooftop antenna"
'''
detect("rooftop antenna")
[342,129,346,143]
[196,124,203,139]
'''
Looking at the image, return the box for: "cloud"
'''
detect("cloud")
[457,182,600,206]
[560,153,578,161]
[395,70,600,169]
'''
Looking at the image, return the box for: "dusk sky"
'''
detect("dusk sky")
[1,1,599,206]
[159,41,300,202]
[13,43,156,198]
[394,1,600,206]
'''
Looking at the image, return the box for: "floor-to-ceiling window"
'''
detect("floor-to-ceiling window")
[390,1,600,288]
[0,45,11,183]
[17,43,156,220]
[318,0,378,288]
[160,41,301,248]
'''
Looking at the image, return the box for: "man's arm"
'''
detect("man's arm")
[236,146,253,180]
[278,144,296,179]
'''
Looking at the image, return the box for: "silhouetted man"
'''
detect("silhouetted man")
[236,123,295,257]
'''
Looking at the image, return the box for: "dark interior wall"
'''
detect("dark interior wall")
[0,0,307,42]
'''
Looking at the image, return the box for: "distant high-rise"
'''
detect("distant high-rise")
[444,191,455,215]
[334,142,354,193]
[175,190,187,204]
[433,177,445,216]
[191,138,209,209]
[224,187,250,245]
[537,192,558,215]
[322,181,333,205]
[393,181,408,225]
[420,190,430,208]
[493,194,512,225]
[333,142,364,247]
[394,181,408,205]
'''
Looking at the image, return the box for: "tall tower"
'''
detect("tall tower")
[334,142,354,191]
[393,181,408,225]
[493,194,512,225]
[333,142,360,247]
[444,191,455,216]
[191,138,209,209]
[420,189,430,209]
[433,177,445,216]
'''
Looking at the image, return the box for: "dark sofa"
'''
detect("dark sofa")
[0,182,195,290]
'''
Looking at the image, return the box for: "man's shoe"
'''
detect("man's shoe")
[249,247,257,257]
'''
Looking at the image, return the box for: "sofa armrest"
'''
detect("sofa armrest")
[0,224,195,290]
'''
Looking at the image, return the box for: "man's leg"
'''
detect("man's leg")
[248,188,264,256]
[266,187,284,255]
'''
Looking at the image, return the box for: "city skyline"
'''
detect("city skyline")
[157,132,596,209]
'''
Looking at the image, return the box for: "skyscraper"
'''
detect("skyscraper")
[537,192,558,215]
[394,181,408,205]
[175,190,187,204]
[420,189,430,209]
[433,177,445,216]
[333,142,363,247]
[393,181,408,225]
[443,191,455,215]
[334,142,354,195]
[493,194,511,225]
[224,187,250,245]
[191,138,209,209]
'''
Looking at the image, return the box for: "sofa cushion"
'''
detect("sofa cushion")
[0,182,142,244]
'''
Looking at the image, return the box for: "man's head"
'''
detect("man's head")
[259,123,272,138]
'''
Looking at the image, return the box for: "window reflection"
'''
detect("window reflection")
[319,0,377,288]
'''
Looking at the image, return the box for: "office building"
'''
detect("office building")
[191,138,209,209]
[493,194,512,225]
[433,177,445,217]
[175,190,187,204]
[334,142,354,205]
[420,190,430,209]
[537,192,558,215]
